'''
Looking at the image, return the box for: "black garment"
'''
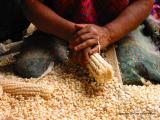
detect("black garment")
[15,31,69,78]
[0,0,29,41]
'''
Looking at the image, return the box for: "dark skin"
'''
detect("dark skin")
[23,0,154,64]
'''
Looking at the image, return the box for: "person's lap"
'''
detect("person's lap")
[14,31,69,78]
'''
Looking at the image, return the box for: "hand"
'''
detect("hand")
[70,24,111,55]
[70,47,91,65]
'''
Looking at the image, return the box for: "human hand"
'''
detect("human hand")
[69,24,111,64]
[69,47,91,65]
[70,24,111,54]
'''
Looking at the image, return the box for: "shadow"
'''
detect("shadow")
[0,62,15,74]
[58,63,105,97]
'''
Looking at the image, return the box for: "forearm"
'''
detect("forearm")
[22,0,75,41]
[105,0,154,43]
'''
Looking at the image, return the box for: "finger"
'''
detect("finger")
[76,26,91,37]
[71,33,98,48]
[89,45,100,55]
[74,39,98,51]
[77,26,98,37]
[82,47,91,64]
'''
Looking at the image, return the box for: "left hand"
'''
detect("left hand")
[69,47,91,65]
[70,24,111,55]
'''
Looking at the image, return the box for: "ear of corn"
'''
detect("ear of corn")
[0,80,53,99]
[87,53,114,84]
[27,23,37,36]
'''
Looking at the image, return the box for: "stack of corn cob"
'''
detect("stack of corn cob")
[87,53,114,84]
[0,80,53,99]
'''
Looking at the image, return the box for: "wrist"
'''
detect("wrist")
[102,26,112,47]
[64,23,77,42]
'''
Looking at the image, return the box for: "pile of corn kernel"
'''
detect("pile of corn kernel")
[0,56,160,120]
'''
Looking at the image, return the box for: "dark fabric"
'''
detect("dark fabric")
[0,0,29,41]
[15,31,69,78]
[15,48,53,78]
[22,31,69,63]
[44,0,131,25]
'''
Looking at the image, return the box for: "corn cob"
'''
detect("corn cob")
[0,80,53,99]
[87,53,114,83]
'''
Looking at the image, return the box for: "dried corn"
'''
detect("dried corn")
[26,23,37,36]
[0,80,53,99]
[87,53,114,83]
[0,85,3,97]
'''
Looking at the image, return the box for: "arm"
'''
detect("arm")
[70,0,154,63]
[22,0,75,41]
[105,0,154,43]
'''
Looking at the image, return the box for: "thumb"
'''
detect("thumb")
[75,24,86,31]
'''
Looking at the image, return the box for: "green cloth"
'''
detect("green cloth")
[116,26,160,85]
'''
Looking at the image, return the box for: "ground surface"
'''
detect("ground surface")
[0,52,160,120]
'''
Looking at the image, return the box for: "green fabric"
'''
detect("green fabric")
[116,27,160,85]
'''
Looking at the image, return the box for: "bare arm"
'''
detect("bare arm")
[105,0,154,43]
[22,0,75,41]
[70,0,154,63]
